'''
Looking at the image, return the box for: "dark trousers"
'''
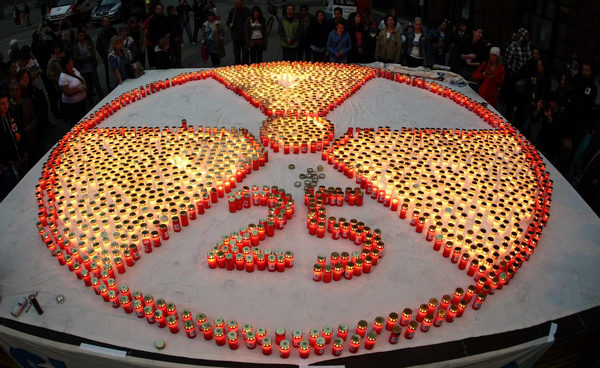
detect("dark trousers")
[282,46,297,62]
[502,73,517,123]
[138,51,146,68]
[297,38,311,61]
[102,60,112,92]
[406,55,424,67]
[312,49,325,62]
[147,44,156,68]
[64,99,87,126]
[170,39,182,67]
[210,53,221,66]
[250,44,264,64]
[233,40,249,65]
[193,19,202,43]
[41,74,60,115]
[81,69,105,103]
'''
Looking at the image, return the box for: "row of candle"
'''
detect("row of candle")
[212,62,375,117]
[260,116,334,154]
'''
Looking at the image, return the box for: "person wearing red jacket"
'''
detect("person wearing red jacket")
[473,47,505,108]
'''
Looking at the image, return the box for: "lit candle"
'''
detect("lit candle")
[261,337,272,355]
[299,340,310,359]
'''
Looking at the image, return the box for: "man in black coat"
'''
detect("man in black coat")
[95,17,117,91]
[148,4,172,68]
[226,0,250,65]
[192,0,207,44]
[167,6,183,67]
[0,91,29,201]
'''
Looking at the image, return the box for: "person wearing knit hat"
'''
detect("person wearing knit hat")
[473,46,505,108]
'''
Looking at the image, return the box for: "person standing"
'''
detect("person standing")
[177,0,194,45]
[227,0,250,65]
[73,29,104,104]
[375,15,402,64]
[460,27,486,85]
[326,20,351,63]
[428,19,449,66]
[473,47,505,108]
[200,11,225,66]
[13,6,21,28]
[192,0,207,44]
[328,7,345,31]
[404,17,428,67]
[107,36,129,90]
[17,69,51,132]
[296,4,314,61]
[0,91,29,201]
[148,4,171,69]
[58,55,87,126]
[46,44,64,117]
[245,6,267,64]
[363,20,379,63]
[278,5,301,62]
[127,17,146,68]
[23,4,31,27]
[8,82,37,162]
[96,17,118,91]
[17,46,44,90]
[501,28,532,122]
[167,6,183,67]
[347,12,365,63]
[307,10,329,62]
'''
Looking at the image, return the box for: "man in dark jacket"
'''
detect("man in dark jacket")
[148,4,172,68]
[167,6,183,67]
[571,63,599,150]
[296,4,314,61]
[0,91,28,201]
[177,0,194,45]
[192,0,206,44]
[226,0,250,65]
[31,25,59,117]
[95,17,117,91]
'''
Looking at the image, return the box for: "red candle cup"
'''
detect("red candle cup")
[261,337,273,355]
[349,334,361,354]
[214,328,226,346]
[389,325,402,344]
[201,322,213,340]
[364,331,377,350]
[405,321,418,339]
[400,308,412,327]
[332,337,344,356]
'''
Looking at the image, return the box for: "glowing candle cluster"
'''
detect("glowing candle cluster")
[260,116,334,154]
[212,61,375,117]
[206,185,295,273]
[32,63,553,360]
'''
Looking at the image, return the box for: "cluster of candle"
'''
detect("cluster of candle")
[31,63,554,360]
[206,185,295,272]
[259,116,334,154]
[212,62,375,117]
[35,123,270,300]
[323,126,551,290]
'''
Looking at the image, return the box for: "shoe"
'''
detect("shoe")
[192,42,196,45]
[181,43,184,47]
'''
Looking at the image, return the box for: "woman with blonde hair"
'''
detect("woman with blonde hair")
[107,36,129,89]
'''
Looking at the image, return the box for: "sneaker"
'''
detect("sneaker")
[192,42,196,45]
[181,43,184,47]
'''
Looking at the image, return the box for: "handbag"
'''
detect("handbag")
[126,61,145,79]
[201,44,209,62]
[514,78,527,94]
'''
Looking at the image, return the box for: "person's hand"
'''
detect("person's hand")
[536,100,543,110]
[358,48,363,54]
[229,22,234,28]
[467,53,476,59]
[544,110,552,121]
[286,38,292,45]
[118,79,123,85]
[37,24,43,33]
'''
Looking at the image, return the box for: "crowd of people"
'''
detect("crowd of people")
[0,2,599,213]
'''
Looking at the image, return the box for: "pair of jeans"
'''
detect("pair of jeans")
[181,21,194,44]
[233,40,249,65]
[249,43,264,64]
[281,46,297,62]
[81,69,104,103]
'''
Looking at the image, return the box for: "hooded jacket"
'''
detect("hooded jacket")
[503,28,532,74]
